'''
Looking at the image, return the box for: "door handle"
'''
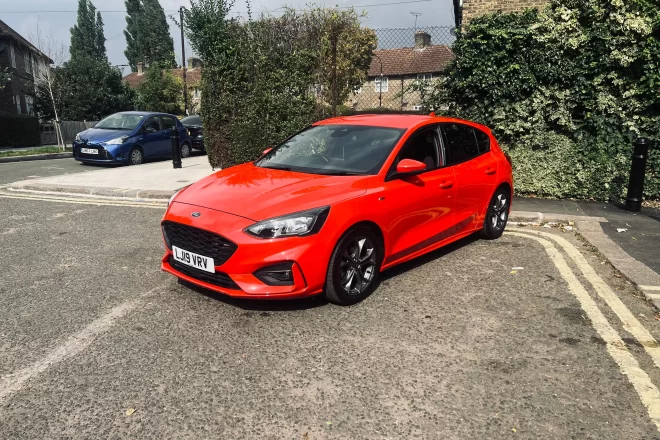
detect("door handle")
[439,181,454,189]
[485,168,496,175]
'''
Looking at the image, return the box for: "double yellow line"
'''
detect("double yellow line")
[509,228,660,430]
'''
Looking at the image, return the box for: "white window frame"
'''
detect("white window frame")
[15,94,21,113]
[25,95,34,115]
[374,76,388,93]
[25,52,32,74]
[417,73,433,82]
[10,42,16,68]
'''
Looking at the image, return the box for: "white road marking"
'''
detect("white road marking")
[0,285,165,405]
[507,231,660,431]
[641,286,660,292]
[0,192,166,209]
[513,228,660,370]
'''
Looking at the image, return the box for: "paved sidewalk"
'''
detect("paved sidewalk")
[8,155,215,199]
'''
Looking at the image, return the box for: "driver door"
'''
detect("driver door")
[139,116,168,158]
[374,125,457,266]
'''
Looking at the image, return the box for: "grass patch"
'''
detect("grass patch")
[0,146,71,158]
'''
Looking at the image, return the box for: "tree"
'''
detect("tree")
[302,7,377,116]
[124,0,176,71]
[124,0,143,72]
[135,63,183,114]
[29,25,68,150]
[70,0,107,60]
[36,56,135,121]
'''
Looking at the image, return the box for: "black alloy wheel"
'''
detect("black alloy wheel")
[481,187,510,239]
[325,226,382,305]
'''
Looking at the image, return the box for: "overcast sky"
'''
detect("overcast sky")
[2,0,454,75]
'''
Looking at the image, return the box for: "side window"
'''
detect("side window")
[443,123,479,165]
[396,127,440,171]
[143,116,161,132]
[161,116,177,131]
[475,128,490,154]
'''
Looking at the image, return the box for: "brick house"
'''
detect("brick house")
[347,31,454,111]
[453,0,549,27]
[0,20,53,116]
[123,57,202,114]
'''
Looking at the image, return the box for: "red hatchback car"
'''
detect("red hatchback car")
[161,114,513,305]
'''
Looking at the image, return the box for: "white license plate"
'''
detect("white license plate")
[173,246,215,273]
[80,148,98,154]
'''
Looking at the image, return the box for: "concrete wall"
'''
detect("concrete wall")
[462,0,549,23]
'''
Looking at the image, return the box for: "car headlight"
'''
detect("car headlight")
[106,136,128,145]
[75,133,81,141]
[245,206,330,239]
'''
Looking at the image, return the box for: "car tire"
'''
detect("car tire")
[181,143,191,158]
[325,225,382,306]
[481,186,510,240]
[128,147,144,165]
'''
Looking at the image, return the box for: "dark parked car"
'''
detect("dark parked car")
[73,111,192,165]
[181,115,204,151]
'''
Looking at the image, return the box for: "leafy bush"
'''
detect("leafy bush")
[0,114,41,147]
[184,1,376,169]
[416,1,660,201]
[135,63,183,114]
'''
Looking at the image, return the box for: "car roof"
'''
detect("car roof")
[315,113,491,132]
[116,111,174,117]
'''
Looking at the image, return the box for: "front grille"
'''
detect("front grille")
[77,145,111,160]
[169,256,240,290]
[162,221,237,266]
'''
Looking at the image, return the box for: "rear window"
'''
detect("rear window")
[181,115,202,126]
[475,128,490,154]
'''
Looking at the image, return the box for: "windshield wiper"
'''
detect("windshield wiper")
[261,164,292,171]
[314,170,364,176]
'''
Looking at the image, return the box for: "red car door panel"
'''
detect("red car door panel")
[442,123,499,231]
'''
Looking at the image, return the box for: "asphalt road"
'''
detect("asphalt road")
[0,158,89,185]
[3,193,660,439]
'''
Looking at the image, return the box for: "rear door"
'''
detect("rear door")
[377,125,457,265]
[441,123,498,231]
[160,115,179,156]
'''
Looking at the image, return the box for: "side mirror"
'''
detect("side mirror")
[144,126,156,134]
[396,158,427,175]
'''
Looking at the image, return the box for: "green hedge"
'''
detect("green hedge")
[0,114,41,147]
[415,2,660,201]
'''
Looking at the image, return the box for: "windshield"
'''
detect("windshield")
[256,125,405,175]
[181,115,202,126]
[95,113,145,130]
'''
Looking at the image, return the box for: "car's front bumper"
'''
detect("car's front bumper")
[72,142,128,163]
[160,203,332,299]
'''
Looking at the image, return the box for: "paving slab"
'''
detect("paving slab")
[9,156,215,200]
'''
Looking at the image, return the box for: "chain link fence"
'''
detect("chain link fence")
[344,26,455,112]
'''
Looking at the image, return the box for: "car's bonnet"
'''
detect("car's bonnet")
[173,162,369,221]
[81,128,134,143]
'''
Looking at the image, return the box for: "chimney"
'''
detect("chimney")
[137,62,144,75]
[414,31,431,49]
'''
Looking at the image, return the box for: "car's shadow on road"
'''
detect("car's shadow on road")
[178,233,483,312]
[380,233,481,282]
[178,279,330,311]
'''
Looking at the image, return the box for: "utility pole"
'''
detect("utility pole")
[411,12,422,32]
[180,6,188,116]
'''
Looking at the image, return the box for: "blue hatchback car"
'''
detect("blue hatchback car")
[73,111,192,165]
